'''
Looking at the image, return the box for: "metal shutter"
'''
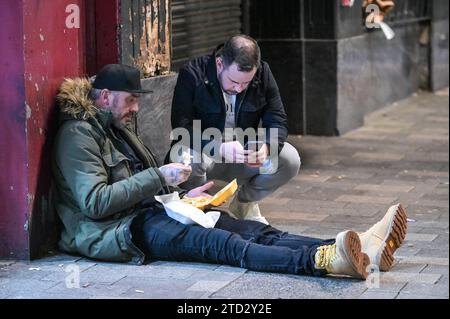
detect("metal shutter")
[171,0,242,71]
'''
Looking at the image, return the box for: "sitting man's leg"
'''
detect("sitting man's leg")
[215,211,332,250]
[215,204,408,273]
[130,209,369,279]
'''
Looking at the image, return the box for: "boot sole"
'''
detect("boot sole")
[379,204,408,272]
[344,231,370,280]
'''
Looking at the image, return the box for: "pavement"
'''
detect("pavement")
[1,89,448,299]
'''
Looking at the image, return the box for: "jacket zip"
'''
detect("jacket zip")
[106,130,136,217]
[234,89,248,127]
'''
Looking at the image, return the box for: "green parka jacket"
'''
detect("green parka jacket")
[52,78,168,264]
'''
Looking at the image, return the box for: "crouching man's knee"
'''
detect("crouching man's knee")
[276,142,301,180]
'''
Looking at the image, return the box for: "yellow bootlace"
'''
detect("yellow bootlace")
[315,244,337,272]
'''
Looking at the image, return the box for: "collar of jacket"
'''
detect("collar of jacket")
[205,45,263,89]
[56,77,116,130]
[95,109,115,129]
[57,105,115,133]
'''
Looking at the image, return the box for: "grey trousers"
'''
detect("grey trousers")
[178,142,301,203]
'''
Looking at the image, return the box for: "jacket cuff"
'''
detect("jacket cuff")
[150,167,167,187]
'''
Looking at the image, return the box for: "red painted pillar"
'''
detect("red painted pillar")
[0,0,86,259]
[0,0,28,259]
[85,0,120,75]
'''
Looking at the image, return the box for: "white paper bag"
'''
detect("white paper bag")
[154,192,220,228]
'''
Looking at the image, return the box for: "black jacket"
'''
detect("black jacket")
[169,48,288,160]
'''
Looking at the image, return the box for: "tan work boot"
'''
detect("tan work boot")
[229,196,269,225]
[315,230,370,279]
[359,204,408,272]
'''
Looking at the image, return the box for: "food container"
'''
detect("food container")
[182,179,238,210]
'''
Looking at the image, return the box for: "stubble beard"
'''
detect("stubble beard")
[218,71,238,95]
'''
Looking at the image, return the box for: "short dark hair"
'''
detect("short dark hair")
[218,35,261,72]
[88,88,102,101]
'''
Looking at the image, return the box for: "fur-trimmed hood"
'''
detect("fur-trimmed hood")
[56,78,98,120]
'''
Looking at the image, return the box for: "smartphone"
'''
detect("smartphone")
[244,141,264,152]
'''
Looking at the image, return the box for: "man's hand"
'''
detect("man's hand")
[159,163,192,186]
[245,143,269,168]
[219,141,250,163]
[186,181,215,198]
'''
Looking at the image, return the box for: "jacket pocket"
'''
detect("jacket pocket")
[101,141,131,183]
[75,219,130,262]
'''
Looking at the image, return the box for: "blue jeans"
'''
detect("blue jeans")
[130,209,334,277]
